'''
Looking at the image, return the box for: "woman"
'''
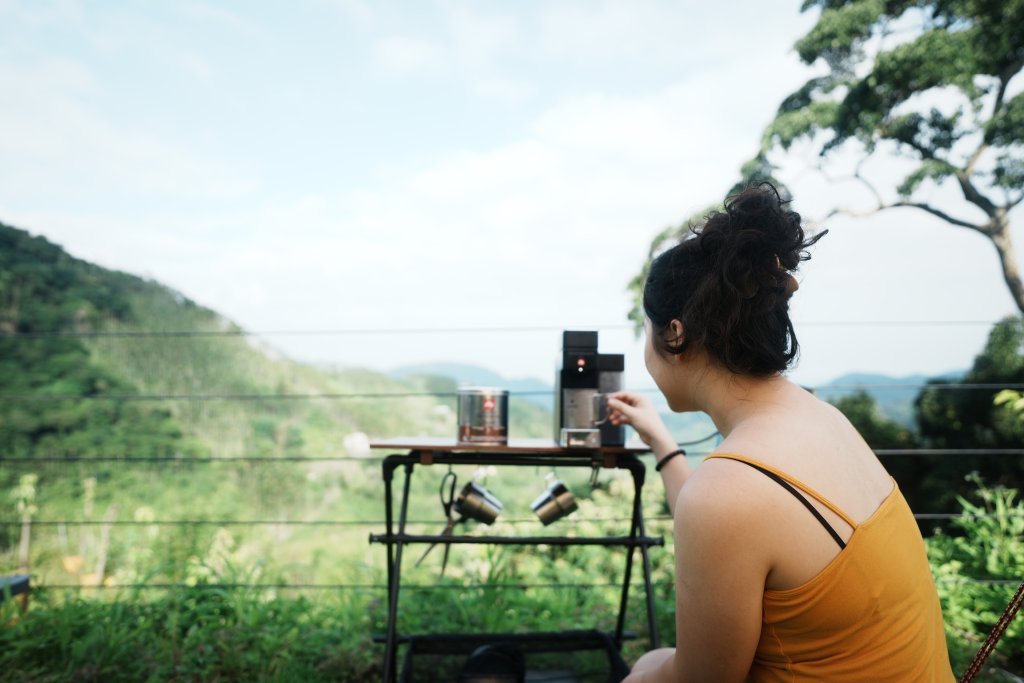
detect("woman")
[607,184,955,682]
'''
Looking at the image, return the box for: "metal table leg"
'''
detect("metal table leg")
[635,467,660,649]
[613,460,639,647]
[382,459,414,683]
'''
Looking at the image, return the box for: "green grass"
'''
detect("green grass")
[0,568,670,682]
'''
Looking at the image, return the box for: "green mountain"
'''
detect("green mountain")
[0,222,472,458]
[391,362,555,410]
[0,220,553,590]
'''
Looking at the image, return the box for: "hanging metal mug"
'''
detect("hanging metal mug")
[531,473,578,525]
[455,481,503,524]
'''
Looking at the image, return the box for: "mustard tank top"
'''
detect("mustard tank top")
[704,453,955,682]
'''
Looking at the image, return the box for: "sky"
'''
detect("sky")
[1,0,1021,391]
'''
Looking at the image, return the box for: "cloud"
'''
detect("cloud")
[175,1,265,38]
[372,36,447,76]
[0,59,255,201]
[4,1,1017,384]
[471,77,536,104]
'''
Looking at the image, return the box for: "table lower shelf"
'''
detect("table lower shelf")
[369,533,663,547]
[374,629,634,683]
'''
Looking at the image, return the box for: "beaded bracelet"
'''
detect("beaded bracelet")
[655,448,687,472]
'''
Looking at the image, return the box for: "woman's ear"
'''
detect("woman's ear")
[666,320,685,352]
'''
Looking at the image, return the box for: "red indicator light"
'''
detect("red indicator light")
[576,358,586,367]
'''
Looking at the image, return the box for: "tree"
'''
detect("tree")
[830,389,917,448]
[916,316,1024,449]
[629,2,1023,322]
[760,0,1024,312]
[913,315,1024,508]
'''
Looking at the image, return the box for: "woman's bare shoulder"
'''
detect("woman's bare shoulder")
[676,452,779,527]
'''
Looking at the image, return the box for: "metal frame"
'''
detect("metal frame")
[369,447,663,683]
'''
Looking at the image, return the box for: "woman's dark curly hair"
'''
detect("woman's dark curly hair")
[642,182,826,376]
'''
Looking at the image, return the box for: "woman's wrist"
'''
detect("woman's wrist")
[655,448,686,472]
[650,434,679,459]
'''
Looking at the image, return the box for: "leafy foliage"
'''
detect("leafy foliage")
[0,224,202,459]
[829,389,917,448]
[0,586,379,682]
[928,478,1024,675]
[916,317,1024,451]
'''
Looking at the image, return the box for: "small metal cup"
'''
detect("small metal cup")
[455,481,503,524]
[591,392,610,426]
[531,474,578,525]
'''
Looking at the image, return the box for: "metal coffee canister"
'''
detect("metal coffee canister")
[456,387,509,445]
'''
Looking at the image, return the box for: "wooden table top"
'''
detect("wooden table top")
[369,436,650,455]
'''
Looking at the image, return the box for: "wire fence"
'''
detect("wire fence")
[0,318,1008,340]
[3,447,1021,593]
[2,319,1022,600]
[3,449,1024,463]
[26,578,1022,592]
[1,383,1022,403]
[0,321,1007,342]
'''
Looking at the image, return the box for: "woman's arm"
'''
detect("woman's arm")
[606,392,691,515]
[624,470,766,683]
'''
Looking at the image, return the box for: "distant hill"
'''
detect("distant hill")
[391,362,555,411]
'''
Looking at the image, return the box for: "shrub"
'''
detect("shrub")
[928,476,1024,677]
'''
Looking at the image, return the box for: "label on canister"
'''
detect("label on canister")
[457,387,509,445]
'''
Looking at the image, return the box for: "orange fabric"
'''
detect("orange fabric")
[704,453,955,682]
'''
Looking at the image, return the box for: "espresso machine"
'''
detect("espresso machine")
[555,330,625,448]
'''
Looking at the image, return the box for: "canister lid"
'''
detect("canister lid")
[456,386,509,396]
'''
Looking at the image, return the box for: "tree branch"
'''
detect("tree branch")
[807,159,993,236]
[885,201,990,234]
[993,57,1023,118]
[813,160,887,207]
[955,170,998,215]
[959,60,1023,207]
[823,200,989,237]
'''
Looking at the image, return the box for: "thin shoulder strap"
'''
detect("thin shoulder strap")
[705,454,849,550]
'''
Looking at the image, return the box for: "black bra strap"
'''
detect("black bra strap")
[731,460,847,550]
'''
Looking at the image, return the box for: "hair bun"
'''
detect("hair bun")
[699,183,819,310]
[642,181,827,376]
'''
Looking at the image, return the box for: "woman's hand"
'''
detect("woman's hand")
[606,391,676,455]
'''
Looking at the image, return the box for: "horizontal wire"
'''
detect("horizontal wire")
[0,319,1007,340]
[0,324,634,340]
[811,383,1023,391]
[0,517,651,527]
[1,449,1021,464]
[4,512,1021,527]
[24,578,1022,591]
[1,383,1020,402]
[27,582,645,591]
[0,456,380,462]
[0,390,536,402]
[874,449,1024,456]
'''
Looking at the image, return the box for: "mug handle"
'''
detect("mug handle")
[592,393,609,426]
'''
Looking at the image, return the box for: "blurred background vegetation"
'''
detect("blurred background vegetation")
[2,213,1023,681]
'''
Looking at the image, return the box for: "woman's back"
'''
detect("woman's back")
[707,382,892,590]
[697,382,954,681]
